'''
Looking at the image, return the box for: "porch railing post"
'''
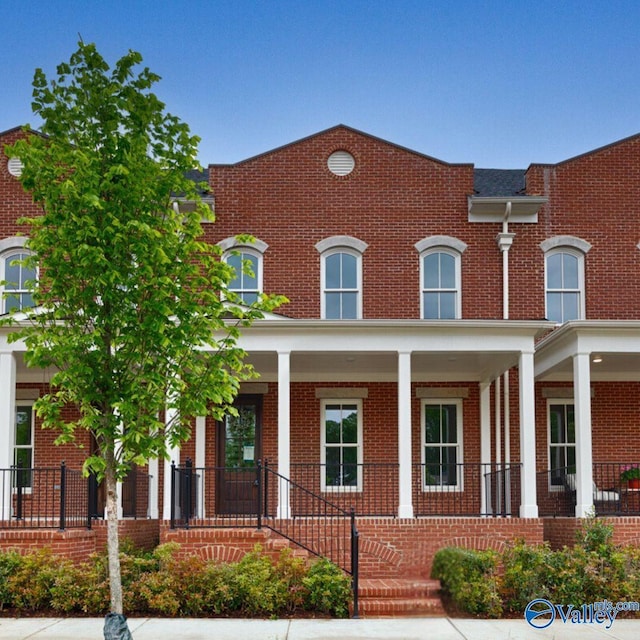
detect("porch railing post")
[350,507,359,619]
[13,465,23,520]
[256,459,262,530]
[170,461,176,529]
[59,461,66,531]
[185,458,192,528]
[264,458,269,518]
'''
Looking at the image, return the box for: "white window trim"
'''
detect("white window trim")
[14,402,35,494]
[543,246,586,323]
[221,247,264,305]
[547,398,575,492]
[0,243,37,315]
[420,398,463,491]
[319,247,364,320]
[418,248,462,320]
[320,399,363,492]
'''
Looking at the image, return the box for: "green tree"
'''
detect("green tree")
[4,42,283,631]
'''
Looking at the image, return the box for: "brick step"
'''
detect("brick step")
[355,578,444,617]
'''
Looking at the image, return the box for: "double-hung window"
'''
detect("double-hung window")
[226,249,261,305]
[422,399,462,489]
[548,400,575,487]
[1,250,36,314]
[321,400,362,491]
[415,236,466,320]
[541,237,590,323]
[316,236,367,320]
[218,237,268,306]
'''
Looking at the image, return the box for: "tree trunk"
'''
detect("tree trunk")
[104,452,124,614]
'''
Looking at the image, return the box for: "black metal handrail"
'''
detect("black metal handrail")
[170,459,360,617]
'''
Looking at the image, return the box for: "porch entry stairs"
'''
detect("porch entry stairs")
[169,460,444,617]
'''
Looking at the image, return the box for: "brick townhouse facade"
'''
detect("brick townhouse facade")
[2,124,640,582]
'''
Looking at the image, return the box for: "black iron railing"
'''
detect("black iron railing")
[170,459,360,617]
[412,462,522,516]
[1,464,151,529]
[538,463,640,517]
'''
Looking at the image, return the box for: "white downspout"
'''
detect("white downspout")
[496,203,515,467]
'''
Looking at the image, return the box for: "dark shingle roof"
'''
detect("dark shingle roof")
[473,169,526,197]
[185,168,209,195]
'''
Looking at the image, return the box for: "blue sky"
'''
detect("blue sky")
[1,1,639,169]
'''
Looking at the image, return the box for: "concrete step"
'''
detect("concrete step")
[355,578,444,617]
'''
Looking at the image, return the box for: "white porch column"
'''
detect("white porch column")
[195,416,206,518]
[277,351,291,518]
[162,406,180,521]
[479,381,492,515]
[518,350,538,517]
[573,353,594,518]
[0,353,16,520]
[397,351,413,518]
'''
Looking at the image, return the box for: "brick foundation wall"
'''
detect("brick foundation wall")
[0,528,96,563]
[544,516,640,550]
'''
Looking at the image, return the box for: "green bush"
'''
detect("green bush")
[302,557,353,618]
[500,541,553,611]
[431,547,502,617]
[0,542,352,619]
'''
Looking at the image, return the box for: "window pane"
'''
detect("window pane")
[425,405,441,443]
[15,408,32,445]
[563,292,579,321]
[5,258,20,289]
[547,253,563,289]
[14,448,32,469]
[440,254,455,288]
[441,405,457,443]
[241,292,258,305]
[342,447,358,486]
[423,253,440,289]
[440,292,456,319]
[547,292,562,323]
[341,292,357,319]
[567,406,575,443]
[341,254,357,289]
[342,407,358,443]
[325,405,341,443]
[325,292,340,319]
[549,405,562,443]
[562,254,578,288]
[227,254,242,290]
[325,447,340,485]
[326,254,341,289]
[423,292,439,319]
[242,253,258,288]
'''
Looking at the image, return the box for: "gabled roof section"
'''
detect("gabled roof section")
[473,169,526,197]
[208,124,472,169]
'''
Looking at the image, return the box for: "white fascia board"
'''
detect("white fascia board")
[468,196,547,223]
[229,319,553,354]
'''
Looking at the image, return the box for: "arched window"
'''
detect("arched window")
[415,236,466,320]
[0,238,36,314]
[316,236,368,320]
[218,237,267,306]
[541,236,590,323]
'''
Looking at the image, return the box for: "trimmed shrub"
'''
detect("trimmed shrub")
[302,557,353,618]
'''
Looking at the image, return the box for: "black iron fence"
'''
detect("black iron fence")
[412,462,522,517]
[537,463,640,517]
[0,464,151,529]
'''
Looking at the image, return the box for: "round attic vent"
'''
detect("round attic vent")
[7,157,24,177]
[327,150,355,176]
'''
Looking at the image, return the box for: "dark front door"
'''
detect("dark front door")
[216,395,262,514]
